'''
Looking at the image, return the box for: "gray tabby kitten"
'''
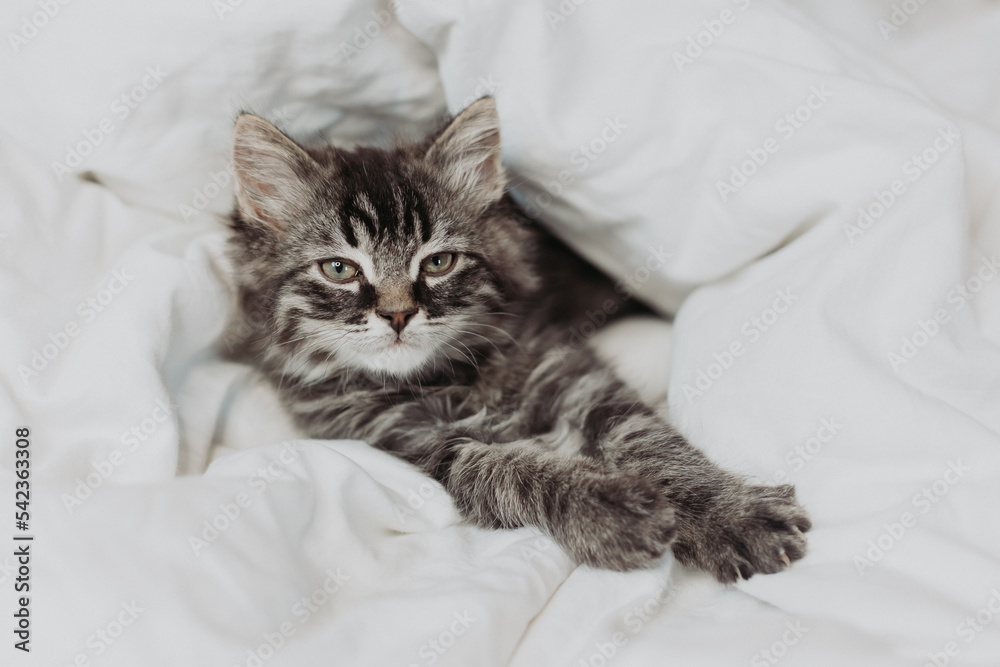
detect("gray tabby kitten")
[226,98,810,581]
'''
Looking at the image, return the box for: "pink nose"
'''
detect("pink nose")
[377,309,417,335]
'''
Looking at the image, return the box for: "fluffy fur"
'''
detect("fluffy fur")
[225,98,810,580]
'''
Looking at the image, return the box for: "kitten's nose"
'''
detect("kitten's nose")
[377,308,417,335]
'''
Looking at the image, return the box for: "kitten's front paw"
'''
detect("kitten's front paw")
[672,483,811,583]
[552,473,677,571]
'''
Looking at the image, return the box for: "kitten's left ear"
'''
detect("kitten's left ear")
[425,97,506,207]
[231,114,322,233]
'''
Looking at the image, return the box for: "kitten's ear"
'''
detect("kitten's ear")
[231,114,321,233]
[425,97,506,207]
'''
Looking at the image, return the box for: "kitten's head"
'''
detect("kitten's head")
[227,98,539,382]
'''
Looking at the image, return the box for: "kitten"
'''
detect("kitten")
[225,98,810,580]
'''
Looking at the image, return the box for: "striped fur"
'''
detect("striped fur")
[226,98,810,579]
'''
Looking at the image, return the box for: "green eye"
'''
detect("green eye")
[421,252,456,275]
[320,259,360,281]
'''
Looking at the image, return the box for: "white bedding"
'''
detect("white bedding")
[2,0,999,665]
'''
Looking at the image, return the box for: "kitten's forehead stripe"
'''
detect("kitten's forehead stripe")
[340,213,359,247]
[355,192,378,219]
[342,194,377,243]
[402,196,415,242]
[333,150,433,246]
[391,175,430,243]
[411,185,431,243]
[392,182,406,238]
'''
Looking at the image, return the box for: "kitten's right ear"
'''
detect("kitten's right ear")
[231,114,321,233]
[425,97,506,208]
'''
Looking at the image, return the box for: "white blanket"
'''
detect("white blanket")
[2,1,999,665]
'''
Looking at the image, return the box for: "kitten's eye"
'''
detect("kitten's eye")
[421,252,456,275]
[320,259,360,281]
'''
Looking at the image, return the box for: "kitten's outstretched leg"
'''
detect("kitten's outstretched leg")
[414,438,677,571]
[572,365,812,582]
[291,388,675,570]
[481,343,811,578]
[606,423,811,582]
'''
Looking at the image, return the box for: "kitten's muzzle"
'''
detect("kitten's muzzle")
[377,308,418,335]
